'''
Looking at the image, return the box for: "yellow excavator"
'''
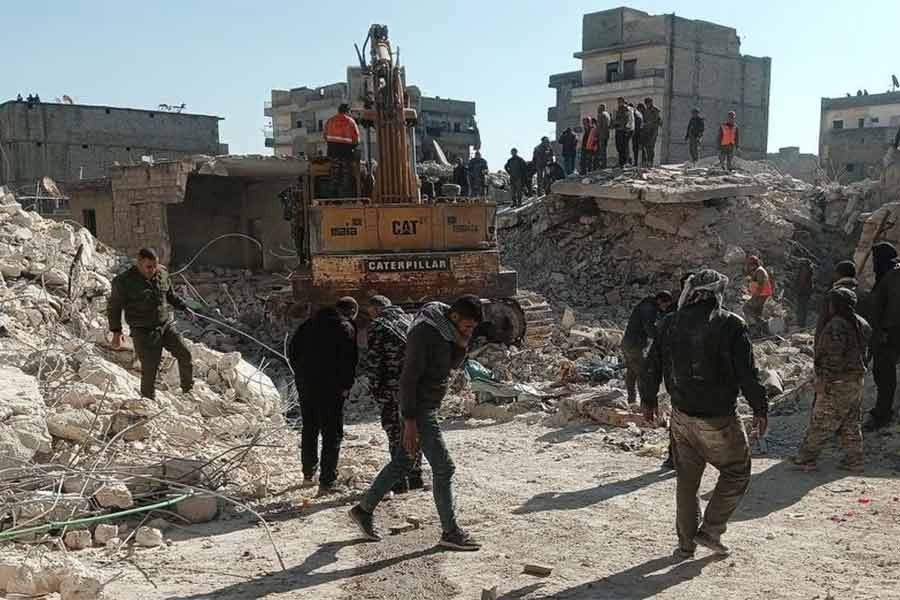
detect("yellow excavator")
[285,24,549,344]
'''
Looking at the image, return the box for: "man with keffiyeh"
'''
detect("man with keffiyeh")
[641,269,768,559]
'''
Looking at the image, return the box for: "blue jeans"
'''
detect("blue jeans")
[360,410,458,533]
[562,154,575,175]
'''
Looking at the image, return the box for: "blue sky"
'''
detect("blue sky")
[3,1,899,167]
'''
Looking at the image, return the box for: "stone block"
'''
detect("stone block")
[93,524,118,546]
[135,526,164,548]
[175,494,220,524]
[64,530,92,551]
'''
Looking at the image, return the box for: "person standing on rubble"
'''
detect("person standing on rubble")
[596,104,612,170]
[621,291,674,406]
[641,269,768,558]
[613,97,635,168]
[580,117,597,175]
[467,151,488,197]
[350,296,484,551]
[453,157,469,197]
[108,247,195,401]
[558,127,578,175]
[718,111,740,171]
[532,137,555,193]
[685,108,705,163]
[323,104,360,198]
[362,295,424,494]
[632,103,645,168]
[795,258,815,329]
[505,148,529,207]
[791,288,871,472]
[743,255,773,335]
[544,156,566,193]
[289,297,359,494]
[863,242,900,431]
[641,97,662,167]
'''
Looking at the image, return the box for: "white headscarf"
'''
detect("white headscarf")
[678,269,730,309]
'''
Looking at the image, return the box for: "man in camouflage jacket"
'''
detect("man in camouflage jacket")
[793,288,871,472]
[363,295,423,492]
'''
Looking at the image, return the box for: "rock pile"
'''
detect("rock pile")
[0,187,296,559]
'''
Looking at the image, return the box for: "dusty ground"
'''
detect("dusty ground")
[83,394,900,600]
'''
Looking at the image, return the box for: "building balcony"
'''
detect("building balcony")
[572,69,666,103]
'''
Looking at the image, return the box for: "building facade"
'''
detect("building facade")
[0,99,225,193]
[819,92,900,182]
[766,146,820,183]
[548,7,771,165]
[265,69,478,164]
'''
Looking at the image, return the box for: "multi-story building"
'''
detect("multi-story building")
[0,99,225,194]
[265,69,478,164]
[547,7,771,165]
[767,146,820,183]
[819,92,900,182]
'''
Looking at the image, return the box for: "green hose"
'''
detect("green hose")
[0,492,192,541]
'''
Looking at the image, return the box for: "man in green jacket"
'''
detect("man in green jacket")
[350,295,483,551]
[107,248,195,400]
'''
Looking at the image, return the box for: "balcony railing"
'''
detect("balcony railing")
[607,68,666,83]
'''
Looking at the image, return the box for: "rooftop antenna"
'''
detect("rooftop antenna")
[893,74,899,92]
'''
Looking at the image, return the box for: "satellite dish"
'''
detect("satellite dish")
[42,176,63,198]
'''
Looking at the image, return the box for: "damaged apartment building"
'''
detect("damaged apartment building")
[0,98,227,216]
[265,67,479,163]
[819,90,900,182]
[548,7,771,164]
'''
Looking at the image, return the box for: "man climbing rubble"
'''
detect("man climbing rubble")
[108,247,195,400]
[743,255,773,335]
[621,291,674,405]
[864,242,900,432]
[289,297,359,494]
[641,269,768,558]
[324,103,360,198]
[791,288,871,472]
[504,148,529,207]
[350,296,484,551]
[362,295,423,494]
[718,111,740,171]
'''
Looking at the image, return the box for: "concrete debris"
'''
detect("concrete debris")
[93,523,119,546]
[482,586,499,600]
[135,526,165,548]
[64,530,93,551]
[0,553,101,600]
[175,494,220,524]
[523,564,554,577]
[94,480,134,509]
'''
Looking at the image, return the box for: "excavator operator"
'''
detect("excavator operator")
[324,103,360,198]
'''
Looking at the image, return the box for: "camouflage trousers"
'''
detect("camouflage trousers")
[378,395,423,479]
[796,377,864,468]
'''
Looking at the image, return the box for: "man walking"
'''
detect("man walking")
[324,104,360,197]
[718,111,740,171]
[467,151,488,197]
[558,127,578,175]
[363,295,423,493]
[641,269,768,558]
[596,104,611,169]
[685,108,705,163]
[642,97,662,166]
[621,291,673,405]
[613,97,635,168]
[504,148,529,207]
[792,288,871,473]
[532,137,555,193]
[350,296,484,550]
[289,297,359,494]
[108,248,195,400]
[864,242,900,431]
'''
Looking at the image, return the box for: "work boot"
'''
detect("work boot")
[391,478,409,495]
[317,483,344,497]
[672,546,695,561]
[694,531,730,556]
[407,474,425,491]
[439,528,481,551]
[661,454,675,470]
[863,415,890,433]
[349,505,381,541]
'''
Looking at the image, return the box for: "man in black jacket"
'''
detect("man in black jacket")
[641,269,768,558]
[864,242,900,431]
[504,148,529,207]
[558,127,578,175]
[621,291,674,405]
[350,295,483,551]
[289,297,359,494]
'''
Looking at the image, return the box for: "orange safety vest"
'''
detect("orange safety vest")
[585,126,598,151]
[324,113,360,145]
[720,123,737,146]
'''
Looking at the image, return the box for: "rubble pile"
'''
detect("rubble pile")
[499,162,868,323]
[416,160,510,189]
[0,187,296,562]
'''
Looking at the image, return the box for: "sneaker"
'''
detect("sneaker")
[301,476,317,488]
[349,505,381,541]
[694,531,730,556]
[439,528,481,551]
[317,483,344,496]
[392,479,409,495]
[407,475,425,491]
[672,547,695,561]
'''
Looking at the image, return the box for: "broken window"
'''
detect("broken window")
[606,62,619,83]
[858,118,865,129]
[871,117,880,124]
[846,163,855,173]
[832,120,843,130]
[623,59,637,80]
[82,209,97,237]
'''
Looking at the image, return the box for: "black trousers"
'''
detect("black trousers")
[615,130,632,167]
[870,327,900,424]
[299,386,345,486]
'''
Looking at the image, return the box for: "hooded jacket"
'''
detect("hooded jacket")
[289,306,358,396]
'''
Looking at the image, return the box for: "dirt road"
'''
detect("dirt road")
[99,408,900,600]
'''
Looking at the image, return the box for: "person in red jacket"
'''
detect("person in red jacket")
[324,103,360,198]
[718,111,740,171]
